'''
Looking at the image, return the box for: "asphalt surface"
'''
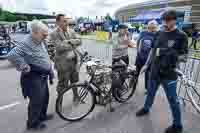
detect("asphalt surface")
[0,34,200,133]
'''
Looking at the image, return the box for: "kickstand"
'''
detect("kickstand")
[107,93,115,112]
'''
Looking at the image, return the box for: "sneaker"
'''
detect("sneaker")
[136,108,149,117]
[165,125,183,133]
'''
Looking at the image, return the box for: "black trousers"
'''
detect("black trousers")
[112,55,129,89]
[21,73,49,127]
[190,38,198,50]
[112,55,129,66]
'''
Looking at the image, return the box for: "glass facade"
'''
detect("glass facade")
[115,0,193,24]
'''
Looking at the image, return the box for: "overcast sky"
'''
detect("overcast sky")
[0,0,148,17]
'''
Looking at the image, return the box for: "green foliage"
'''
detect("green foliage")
[77,17,85,23]
[32,16,37,20]
[5,13,16,22]
[16,15,28,21]
[0,14,5,21]
[0,8,53,22]
[105,13,112,21]
[0,7,2,15]
[0,10,16,22]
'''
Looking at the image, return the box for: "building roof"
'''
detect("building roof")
[115,0,191,15]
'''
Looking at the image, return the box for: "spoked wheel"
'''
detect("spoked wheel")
[186,86,200,114]
[113,72,137,103]
[56,84,95,121]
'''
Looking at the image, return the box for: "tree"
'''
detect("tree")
[5,12,16,22]
[0,6,2,15]
[32,16,37,20]
[6,14,16,22]
[77,17,85,23]
[0,15,5,21]
[105,13,112,21]
[16,15,28,21]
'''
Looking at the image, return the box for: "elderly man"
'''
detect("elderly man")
[49,14,82,101]
[7,20,54,130]
[135,20,158,93]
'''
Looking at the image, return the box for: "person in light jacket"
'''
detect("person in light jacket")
[49,14,82,102]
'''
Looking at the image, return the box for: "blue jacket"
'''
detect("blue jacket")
[192,31,199,39]
[135,31,156,67]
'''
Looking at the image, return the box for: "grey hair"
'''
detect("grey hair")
[30,20,48,33]
[148,20,158,26]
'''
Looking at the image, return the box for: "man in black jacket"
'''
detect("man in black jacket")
[136,10,188,133]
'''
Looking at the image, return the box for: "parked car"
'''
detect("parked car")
[0,38,16,59]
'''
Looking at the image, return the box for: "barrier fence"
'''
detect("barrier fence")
[177,50,200,104]
[81,43,200,105]
[81,40,137,64]
[48,40,200,106]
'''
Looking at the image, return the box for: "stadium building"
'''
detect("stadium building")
[115,0,200,30]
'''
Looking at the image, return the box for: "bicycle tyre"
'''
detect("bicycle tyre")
[56,83,96,121]
[113,73,137,103]
[186,87,200,114]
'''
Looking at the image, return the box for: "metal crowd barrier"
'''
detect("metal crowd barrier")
[47,37,137,64]
[80,41,137,65]
[81,44,200,105]
[81,41,112,63]
[48,40,200,100]
[177,50,200,104]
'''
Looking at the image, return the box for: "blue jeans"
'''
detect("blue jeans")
[144,79,182,127]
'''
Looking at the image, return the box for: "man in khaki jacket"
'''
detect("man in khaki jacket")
[49,14,82,101]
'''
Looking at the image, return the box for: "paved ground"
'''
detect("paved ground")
[0,34,200,133]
